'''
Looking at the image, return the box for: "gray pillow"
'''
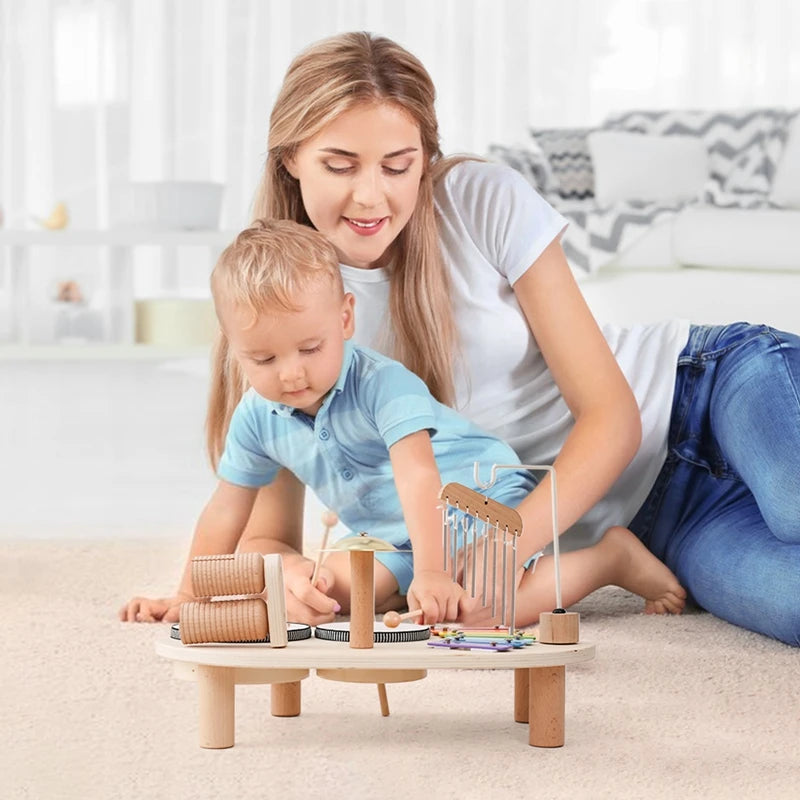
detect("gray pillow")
[487,141,556,196]
[530,127,595,200]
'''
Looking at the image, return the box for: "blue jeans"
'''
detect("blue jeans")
[629,323,800,646]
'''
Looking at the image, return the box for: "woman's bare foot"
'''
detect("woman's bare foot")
[599,526,687,614]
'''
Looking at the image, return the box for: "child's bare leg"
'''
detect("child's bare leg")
[507,526,686,628]
[322,552,405,614]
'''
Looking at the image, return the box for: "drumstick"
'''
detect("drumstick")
[382,608,424,628]
[311,510,338,588]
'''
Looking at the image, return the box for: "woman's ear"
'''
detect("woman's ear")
[282,153,298,179]
[342,293,356,339]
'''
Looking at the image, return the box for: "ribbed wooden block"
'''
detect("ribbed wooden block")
[191,553,265,598]
[179,598,268,644]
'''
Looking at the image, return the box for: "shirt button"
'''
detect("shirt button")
[342,469,353,481]
[319,429,330,440]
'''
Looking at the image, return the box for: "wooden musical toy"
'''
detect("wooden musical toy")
[177,552,289,647]
[156,465,595,749]
[313,532,428,717]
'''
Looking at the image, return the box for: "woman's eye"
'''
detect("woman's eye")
[383,165,410,176]
[324,162,352,174]
[254,358,273,365]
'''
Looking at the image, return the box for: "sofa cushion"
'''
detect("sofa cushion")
[604,108,794,204]
[588,131,708,206]
[530,127,595,199]
[673,206,800,271]
[770,114,800,208]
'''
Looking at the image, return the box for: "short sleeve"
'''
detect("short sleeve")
[217,396,280,488]
[439,161,568,286]
[359,361,438,449]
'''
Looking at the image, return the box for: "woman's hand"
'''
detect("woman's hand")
[118,593,191,623]
[406,569,466,625]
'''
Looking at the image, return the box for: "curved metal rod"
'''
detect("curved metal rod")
[473,461,562,610]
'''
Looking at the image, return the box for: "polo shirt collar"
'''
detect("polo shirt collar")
[268,339,355,418]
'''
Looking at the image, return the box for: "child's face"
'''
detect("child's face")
[283,102,424,270]
[226,285,355,416]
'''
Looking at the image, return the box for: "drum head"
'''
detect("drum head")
[314,621,430,643]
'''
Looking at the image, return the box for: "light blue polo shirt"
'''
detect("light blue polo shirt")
[218,342,535,590]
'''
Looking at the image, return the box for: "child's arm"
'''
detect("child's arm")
[389,430,467,624]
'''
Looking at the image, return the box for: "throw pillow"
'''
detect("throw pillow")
[587,131,708,206]
[530,127,595,200]
[770,113,800,208]
[603,108,792,195]
[487,141,555,196]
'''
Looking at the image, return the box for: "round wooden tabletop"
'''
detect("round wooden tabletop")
[156,630,595,671]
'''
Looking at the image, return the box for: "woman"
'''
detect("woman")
[124,32,799,646]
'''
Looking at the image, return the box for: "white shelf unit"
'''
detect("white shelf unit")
[0,228,237,358]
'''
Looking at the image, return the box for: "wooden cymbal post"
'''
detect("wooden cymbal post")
[349,549,375,649]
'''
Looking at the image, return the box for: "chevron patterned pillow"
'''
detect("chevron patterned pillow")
[530,127,596,200]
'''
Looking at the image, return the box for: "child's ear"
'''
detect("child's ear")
[342,292,355,339]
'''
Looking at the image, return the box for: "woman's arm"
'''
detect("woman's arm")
[119,479,258,622]
[512,237,642,557]
[173,479,260,598]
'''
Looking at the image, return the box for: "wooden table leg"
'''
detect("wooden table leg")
[197,665,235,749]
[514,668,529,723]
[271,681,302,717]
[528,665,565,748]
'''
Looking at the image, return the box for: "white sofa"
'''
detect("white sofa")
[491,107,800,334]
[585,205,800,333]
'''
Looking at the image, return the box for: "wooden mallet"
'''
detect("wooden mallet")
[382,609,424,628]
[311,510,338,589]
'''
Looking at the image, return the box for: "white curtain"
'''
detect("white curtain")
[2,0,799,231]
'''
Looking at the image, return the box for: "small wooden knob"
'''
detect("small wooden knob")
[321,510,339,528]
[382,609,424,628]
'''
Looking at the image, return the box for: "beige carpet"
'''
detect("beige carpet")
[3,538,798,800]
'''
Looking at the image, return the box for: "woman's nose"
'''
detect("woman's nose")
[351,169,382,208]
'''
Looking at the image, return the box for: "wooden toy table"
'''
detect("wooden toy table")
[155,634,595,749]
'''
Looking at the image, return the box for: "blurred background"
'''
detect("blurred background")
[1,0,798,544]
[3,0,799,230]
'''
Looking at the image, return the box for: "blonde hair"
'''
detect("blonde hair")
[207,220,343,465]
[208,31,464,466]
[212,219,343,320]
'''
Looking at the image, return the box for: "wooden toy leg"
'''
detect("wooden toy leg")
[513,668,529,723]
[527,666,565,748]
[271,681,302,717]
[197,665,235,749]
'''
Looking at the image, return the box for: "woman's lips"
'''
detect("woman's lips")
[344,216,388,236]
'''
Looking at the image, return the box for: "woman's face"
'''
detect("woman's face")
[284,103,425,269]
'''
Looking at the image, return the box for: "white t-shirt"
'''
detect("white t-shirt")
[341,160,690,550]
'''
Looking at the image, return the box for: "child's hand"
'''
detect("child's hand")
[406,569,466,625]
[457,565,528,627]
[118,594,189,623]
[281,553,341,626]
